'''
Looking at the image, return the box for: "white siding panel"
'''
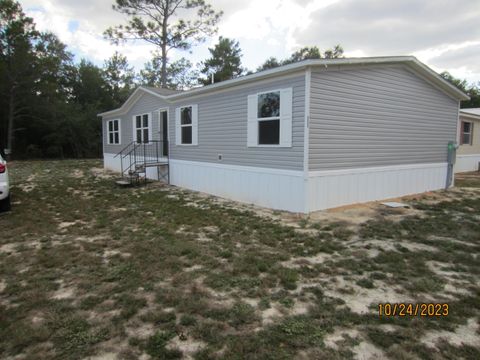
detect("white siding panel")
[454,154,480,173]
[170,159,305,212]
[307,163,449,211]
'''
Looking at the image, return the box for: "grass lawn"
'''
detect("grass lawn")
[1,160,479,360]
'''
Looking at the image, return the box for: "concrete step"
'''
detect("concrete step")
[115,180,131,186]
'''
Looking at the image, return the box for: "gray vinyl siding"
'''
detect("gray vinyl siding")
[308,65,459,171]
[103,93,170,154]
[168,73,305,171]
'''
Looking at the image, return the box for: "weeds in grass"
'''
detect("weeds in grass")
[0,160,479,359]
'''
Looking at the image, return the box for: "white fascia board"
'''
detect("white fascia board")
[97,87,171,117]
[459,112,480,121]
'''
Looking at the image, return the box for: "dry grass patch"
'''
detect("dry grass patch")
[0,160,479,359]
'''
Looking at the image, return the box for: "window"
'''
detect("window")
[134,113,150,143]
[175,105,198,146]
[461,121,473,145]
[180,106,193,144]
[247,88,292,147]
[107,119,120,145]
[257,91,280,145]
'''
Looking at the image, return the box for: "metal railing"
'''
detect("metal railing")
[114,140,169,184]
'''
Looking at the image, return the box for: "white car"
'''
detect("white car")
[0,153,10,212]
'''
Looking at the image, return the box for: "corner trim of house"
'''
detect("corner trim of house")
[303,67,311,213]
[456,102,461,144]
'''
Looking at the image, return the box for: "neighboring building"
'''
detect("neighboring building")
[98,56,468,213]
[455,108,480,173]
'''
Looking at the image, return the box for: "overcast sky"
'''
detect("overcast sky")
[19,0,480,83]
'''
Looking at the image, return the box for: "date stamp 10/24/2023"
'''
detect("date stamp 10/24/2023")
[378,303,449,317]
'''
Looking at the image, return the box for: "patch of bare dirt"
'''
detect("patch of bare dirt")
[184,265,203,272]
[102,250,131,264]
[323,276,412,315]
[0,243,17,254]
[261,306,283,325]
[12,173,38,193]
[125,321,155,339]
[280,253,332,268]
[91,167,116,179]
[70,169,84,178]
[166,336,206,359]
[86,352,119,360]
[75,235,109,243]
[51,280,76,300]
[324,328,360,349]
[421,318,480,348]
[353,341,387,360]
[0,240,41,255]
[58,220,87,230]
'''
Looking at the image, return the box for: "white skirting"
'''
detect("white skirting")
[307,163,448,212]
[454,154,480,173]
[104,153,122,172]
[104,154,450,213]
[169,159,306,213]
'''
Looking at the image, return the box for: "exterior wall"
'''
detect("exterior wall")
[455,155,480,173]
[457,116,480,155]
[455,115,480,173]
[168,72,305,171]
[308,64,459,171]
[102,93,171,155]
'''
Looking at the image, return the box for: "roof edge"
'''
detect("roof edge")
[98,56,470,117]
[97,86,170,117]
[460,110,480,121]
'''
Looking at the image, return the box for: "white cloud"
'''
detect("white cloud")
[22,0,156,69]
[17,0,480,83]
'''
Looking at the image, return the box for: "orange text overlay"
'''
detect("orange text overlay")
[378,303,449,317]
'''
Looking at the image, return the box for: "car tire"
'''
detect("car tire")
[0,195,11,212]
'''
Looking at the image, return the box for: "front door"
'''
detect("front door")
[160,110,168,156]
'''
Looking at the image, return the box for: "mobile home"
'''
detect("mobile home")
[99,56,468,213]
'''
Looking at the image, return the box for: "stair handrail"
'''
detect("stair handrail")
[113,140,169,180]
[114,141,136,158]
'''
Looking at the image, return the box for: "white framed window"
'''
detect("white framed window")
[107,119,121,145]
[461,121,473,145]
[175,105,198,146]
[133,113,151,144]
[247,88,292,147]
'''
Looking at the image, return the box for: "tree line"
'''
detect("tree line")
[0,0,478,159]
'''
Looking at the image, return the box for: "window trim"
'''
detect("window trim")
[255,89,282,146]
[178,105,196,146]
[461,121,473,145]
[132,112,152,144]
[107,119,121,145]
